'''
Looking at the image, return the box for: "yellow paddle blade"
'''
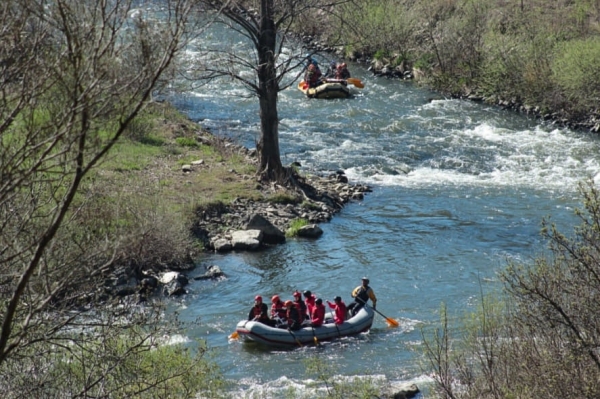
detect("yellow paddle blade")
[347,78,364,88]
[229,331,239,339]
[385,318,400,328]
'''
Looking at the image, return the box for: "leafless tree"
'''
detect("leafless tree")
[0,0,219,396]
[192,0,356,183]
[421,180,600,398]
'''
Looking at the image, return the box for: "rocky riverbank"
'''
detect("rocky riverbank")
[193,166,373,253]
[369,59,599,133]
[301,34,600,134]
[104,130,372,301]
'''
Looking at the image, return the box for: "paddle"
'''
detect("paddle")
[298,81,308,90]
[229,331,239,339]
[310,324,319,345]
[356,298,399,327]
[287,328,303,347]
[346,78,364,88]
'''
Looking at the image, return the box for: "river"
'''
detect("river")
[166,52,600,397]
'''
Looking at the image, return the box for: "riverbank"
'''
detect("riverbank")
[97,101,372,301]
[300,34,600,135]
[298,2,600,136]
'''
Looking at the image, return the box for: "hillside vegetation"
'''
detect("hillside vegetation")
[3,0,599,396]
[320,0,600,130]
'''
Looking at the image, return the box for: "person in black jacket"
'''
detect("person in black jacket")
[347,277,377,316]
[248,295,274,326]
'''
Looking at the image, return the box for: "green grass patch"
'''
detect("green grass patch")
[79,101,263,244]
[139,134,165,146]
[301,200,321,211]
[175,137,198,147]
[102,139,164,171]
[267,193,301,205]
[286,218,309,237]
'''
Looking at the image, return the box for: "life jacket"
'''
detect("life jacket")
[311,304,325,327]
[294,299,307,319]
[248,303,269,323]
[305,295,316,318]
[271,300,286,320]
[250,305,262,318]
[305,64,322,88]
[335,65,349,80]
[286,306,302,330]
[355,285,371,304]
[335,65,343,79]
[327,300,347,325]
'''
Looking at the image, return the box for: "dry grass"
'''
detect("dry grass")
[93,101,263,213]
[79,101,265,263]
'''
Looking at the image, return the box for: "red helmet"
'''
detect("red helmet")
[284,300,293,307]
[293,291,301,298]
[255,295,262,302]
[271,295,280,303]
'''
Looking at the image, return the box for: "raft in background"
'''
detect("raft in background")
[297,78,364,99]
[298,80,350,99]
[235,305,375,347]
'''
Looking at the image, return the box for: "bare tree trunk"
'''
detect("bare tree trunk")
[193,0,357,183]
[258,88,286,180]
[0,1,215,395]
[256,0,286,181]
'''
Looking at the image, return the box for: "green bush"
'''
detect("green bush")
[268,193,301,205]
[373,49,389,60]
[125,115,156,142]
[422,180,600,398]
[175,137,199,147]
[552,37,600,109]
[286,218,309,237]
[8,327,225,398]
[413,53,435,71]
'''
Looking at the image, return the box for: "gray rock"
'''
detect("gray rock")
[231,230,263,250]
[162,273,188,297]
[297,224,323,238]
[385,383,420,399]
[158,271,181,284]
[245,214,285,244]
[194,265,225,280]
[213,238,232,252]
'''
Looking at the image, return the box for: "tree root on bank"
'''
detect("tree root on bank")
[257,165,345,212]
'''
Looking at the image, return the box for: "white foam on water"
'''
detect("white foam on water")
[158,334,192,346]
[334,119,600,194]
[225,373,428,399]
[180,79,600,195]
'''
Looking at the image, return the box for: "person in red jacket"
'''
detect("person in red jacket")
[293,291,307,320]
[310,298,325,327]
[303,290,316,319]
[248,295,271,324]
[335,62,351,80]
[270,295,287,325]
[304,63,322,88]
[285,300,302,330]
[326,296,347,325]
